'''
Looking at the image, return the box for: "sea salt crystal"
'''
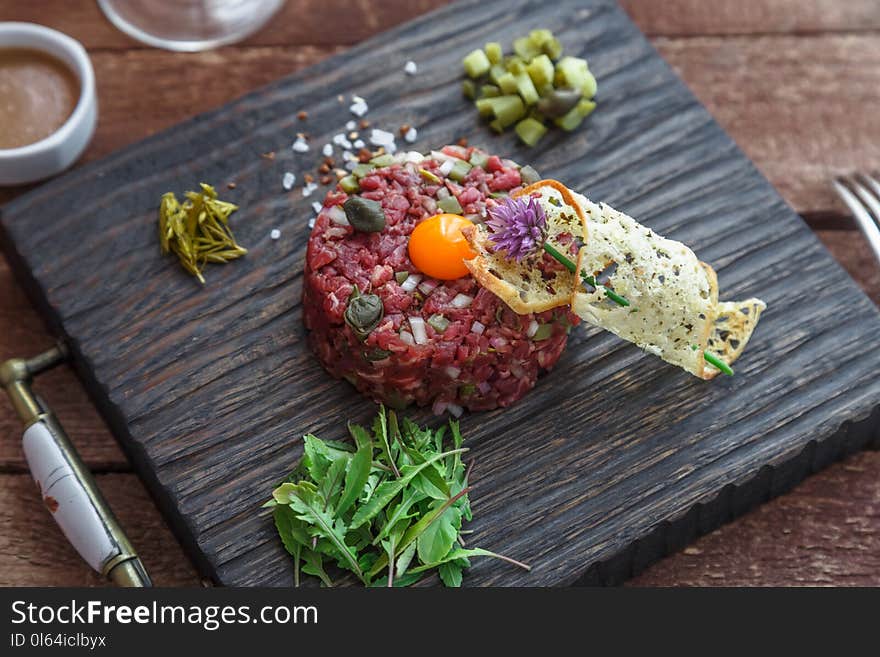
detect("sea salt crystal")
[270,229,281,240]
[333,133,353,149]
[322,143,333,157]
[370,128,396,146]
[353,139,365,149]
[349,96,369,117]
[292,136,309,152]
[342,150,357,162]
[302,182,319,197]
[311,202,323,214]
[404,126,418,143]
[404,60,417,75]
[282,172,296,190]
[308,217,316,229]
[345,120,357,131]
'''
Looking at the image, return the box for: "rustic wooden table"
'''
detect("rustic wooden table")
[1,0,878,587]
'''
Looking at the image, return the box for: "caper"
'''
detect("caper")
[536,88,582,118]
[344,286,384,339]
[343,196,386,233]
[520,164,541,185]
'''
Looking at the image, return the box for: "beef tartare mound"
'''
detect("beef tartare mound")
[303,145,578,413]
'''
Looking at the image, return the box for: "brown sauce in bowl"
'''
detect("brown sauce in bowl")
[0,48,80,150]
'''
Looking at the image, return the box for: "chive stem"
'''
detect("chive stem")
[541,242,630,307]
[704,351,734,376]
[541,241,576,272]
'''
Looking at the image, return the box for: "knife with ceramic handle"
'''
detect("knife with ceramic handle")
[1,343,151,586]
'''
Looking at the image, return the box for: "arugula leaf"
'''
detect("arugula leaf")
[417,501,462,564]
[267,405,529,587]
[438,561,463,587]
[301,549,334,587]
[285,482,364,582]
[350,448,466,529]
[336,437,372,517]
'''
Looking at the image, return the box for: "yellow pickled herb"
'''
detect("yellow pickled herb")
[158,183,247,284]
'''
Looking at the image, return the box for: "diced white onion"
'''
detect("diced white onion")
[345,120,357,131]
[399,330,415,346]
[311,201,323,214]
[327,205,349,226]
[403,151,424,163]
[409,316,428,344]
[308,217,316,229]
[436,187,450,200]
[526,319,540,338]
[322,143,333,157]
[439,159,455,176]
[471,321,485,335]
[447,403,463,418]
[418,279,438,295]
[400,273,422,292]
[404,127,418,143]
[353,139,365,149]
[282,171,296,190]
[292,137,309,152]
[451,293,473,309]
[432,399,448,416]
[429,149,457,163]
[477,382,492,395]
[445,366,461,379]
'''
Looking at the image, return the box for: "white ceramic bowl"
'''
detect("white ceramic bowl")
[0,23,97,186]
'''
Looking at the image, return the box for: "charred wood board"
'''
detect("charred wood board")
[2,0,879,586]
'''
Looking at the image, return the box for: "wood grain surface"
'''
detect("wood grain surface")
[0,0,878,586]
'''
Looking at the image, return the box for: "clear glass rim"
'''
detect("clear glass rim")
[96,0,285,52]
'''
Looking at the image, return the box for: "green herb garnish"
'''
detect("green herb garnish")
[264,406,530,587]
[158,183,246,284]
[703,351,734,376]
[541,242,630,307]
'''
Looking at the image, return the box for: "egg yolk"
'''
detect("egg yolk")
[408,213,476,280]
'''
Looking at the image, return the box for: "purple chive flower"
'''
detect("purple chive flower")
[486,196,547,262]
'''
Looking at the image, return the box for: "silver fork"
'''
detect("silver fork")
[832,173,880,264]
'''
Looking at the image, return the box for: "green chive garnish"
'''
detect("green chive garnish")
[703,351,733,376]
[542,241,576,272]
[541,242,630,307]
[582,275,629,307]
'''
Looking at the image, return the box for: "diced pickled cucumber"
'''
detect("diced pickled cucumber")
[515,117,547,146]
[542,36,563,60]
[497,71,518,94]
[515,72,540,105]
[526,54,554,88]
[370,154,396,167]
[437,195,463,214]
[489,64,508,85]
[461,79,476,100]
[581,70,598,99]
[513,36,541,61]
[463,48,491,78]
[553,99,596,131]
[485,41,503,65]
[479,84,500,98]
[448,159,473,182]
[555,56,591,90]
[469,151,490,169]
[339,175,360,193]
[480,94,526,128]
[352,163,375,178]
[528,29,554,49]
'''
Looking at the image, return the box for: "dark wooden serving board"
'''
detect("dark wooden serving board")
[2,0,880,586]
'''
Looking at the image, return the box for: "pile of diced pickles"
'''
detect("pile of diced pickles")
[462,29,597,146]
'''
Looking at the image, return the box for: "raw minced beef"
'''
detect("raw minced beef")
[303,145,578,412]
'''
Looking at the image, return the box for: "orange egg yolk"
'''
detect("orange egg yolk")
[408,213,476,280]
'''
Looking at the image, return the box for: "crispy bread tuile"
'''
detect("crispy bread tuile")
[463,179,766,378]
[462,180,587,314]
